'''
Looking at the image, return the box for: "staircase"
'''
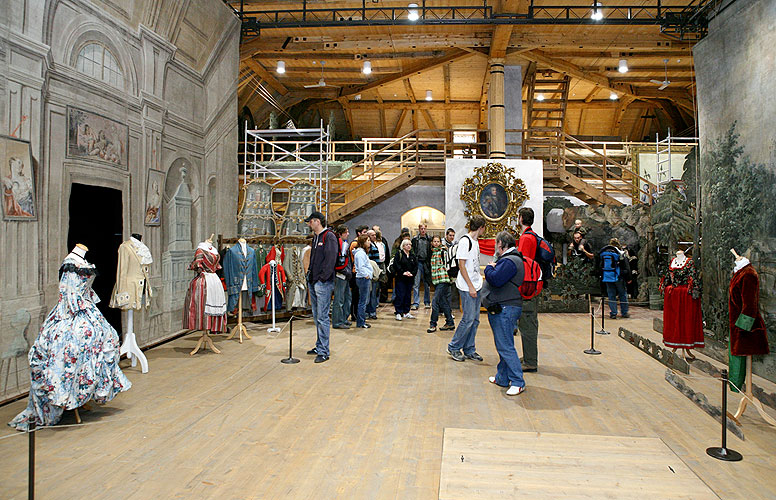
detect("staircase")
[328,131,446,225]
[523,70,570,162]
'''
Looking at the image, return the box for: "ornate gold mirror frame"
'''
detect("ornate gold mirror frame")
[460,162,530,238]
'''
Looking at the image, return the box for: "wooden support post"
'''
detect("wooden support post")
[489,57,506,159]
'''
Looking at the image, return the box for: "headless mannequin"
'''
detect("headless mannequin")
[190,234,222,355]
[227,237,251,343]
[119,233,150,373]
[67,244,88,265]
[729,249,776,427]
[670,250,695,361]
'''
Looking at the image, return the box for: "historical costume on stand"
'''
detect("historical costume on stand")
[110,236,153,310]
[259,246,287,311]
[728,257,770,389]
[223,241,260,313]
[660,253,704,349]
[183,241,227,332]
[9,248,131,431]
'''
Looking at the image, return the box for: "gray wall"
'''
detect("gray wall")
[694,0,776,166]
[0,0,239,401]
[342,181,445,244]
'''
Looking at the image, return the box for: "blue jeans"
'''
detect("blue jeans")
[430,282,454,327]
[309,279,335,356]
[448,288,481,355]
[487,305,525,388]
[332,276,351,327]
[606,280,629,316]
[367,277,379,316]
[412,262,431,307]
[355,277,371,327]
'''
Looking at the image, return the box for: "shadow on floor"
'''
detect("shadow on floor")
[535,365,613,382]
[509,385,593,410]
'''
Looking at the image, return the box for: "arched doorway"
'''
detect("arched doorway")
[401,206,445,239]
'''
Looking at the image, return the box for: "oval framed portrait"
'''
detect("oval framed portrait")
[479,182,508,221]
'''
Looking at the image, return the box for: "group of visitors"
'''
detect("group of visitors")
[302,208,546,398]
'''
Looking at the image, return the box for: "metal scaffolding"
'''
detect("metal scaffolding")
[243,120,332,220]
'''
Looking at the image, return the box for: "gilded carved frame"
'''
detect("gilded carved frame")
[460,162,530,238]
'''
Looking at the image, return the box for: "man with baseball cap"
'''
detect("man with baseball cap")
[305,211,338,363]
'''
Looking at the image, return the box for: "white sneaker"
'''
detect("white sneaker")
[506,385,525,396]
[488,376,497,384]
[404,313,415,319]
[395,314,403,321]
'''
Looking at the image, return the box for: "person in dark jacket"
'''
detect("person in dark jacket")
[373,225,391,302]
[305,211,338,363]
[596,238,631,319]
[411,223,433,309]
[392,238,417,321]
[483,231,526,396]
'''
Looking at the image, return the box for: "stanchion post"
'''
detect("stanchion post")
[29,422,35,500]
[584,305,601,355]
[267,260,280,333]
[706,369,743,461]
[597,297,610,335]
[281,316,300,364]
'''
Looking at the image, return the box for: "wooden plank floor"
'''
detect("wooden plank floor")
[440,429,718,499]
[1,305,775,499]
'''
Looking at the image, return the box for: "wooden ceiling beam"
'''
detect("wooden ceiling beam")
[375,89,387,137]
[339,49,474,98]
[534,49,692,59]
[244,58,289,96]
[393,109,408,137]
[611,96,636,136]
[610,77,695,83]
[250,50,448,61]
[443,63,451,130]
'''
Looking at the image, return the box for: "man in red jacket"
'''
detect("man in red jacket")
[517,207,539,372]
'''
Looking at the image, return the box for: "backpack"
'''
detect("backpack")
[599,248,621,282]
[524,228,556,282]
[446,235,471,279]
[334,237,351,272]
[518,253,544,300]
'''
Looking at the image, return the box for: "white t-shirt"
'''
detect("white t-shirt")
[455,234,482,292]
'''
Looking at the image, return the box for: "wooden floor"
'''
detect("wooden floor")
[440,429,717,499]
[1,305,775,499]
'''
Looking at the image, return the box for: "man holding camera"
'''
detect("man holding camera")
[483,231,526,396]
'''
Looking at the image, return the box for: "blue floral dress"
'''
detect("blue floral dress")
[8,257,132,431]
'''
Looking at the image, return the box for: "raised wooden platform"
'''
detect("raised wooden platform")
[440,429,717,499]
[0,307,774,499]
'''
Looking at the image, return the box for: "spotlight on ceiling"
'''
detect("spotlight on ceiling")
[536,94,545,102]
[425,90,433,101]
[362,60,372,75]
[618,59,628,73]
[591,1,603,20]
[407,3,419,21]
[610,92,619,100]
[276,60,286,74]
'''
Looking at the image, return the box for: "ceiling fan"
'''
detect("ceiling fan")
[650,59,671,91]
[304,61,338,88]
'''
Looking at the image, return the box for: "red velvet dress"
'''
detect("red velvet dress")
[661,258,704,349]
[728,264,769,356]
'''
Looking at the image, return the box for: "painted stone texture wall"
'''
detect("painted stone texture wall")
[0,0,239,402]
[694,0,776,382]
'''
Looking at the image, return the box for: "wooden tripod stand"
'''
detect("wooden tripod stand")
[733,355,776,427]
[226,293,251,343]
[189,330,221,355]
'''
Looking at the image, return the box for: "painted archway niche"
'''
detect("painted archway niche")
[401,206,445,239]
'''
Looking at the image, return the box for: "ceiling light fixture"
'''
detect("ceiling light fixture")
[536,94,545,101]
[425,90,433,101]
[362,60,372,75]
[618,59,628,73]
[408,3,420,21]
[591,1,603,21]
[355,94,362,100]
[610,92,619,100]
[276,61,285,74]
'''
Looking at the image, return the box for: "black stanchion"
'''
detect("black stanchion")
[584,305,601,355]
[29,422,35,500]
[281,316,300,364]
[597,297,610,335]
[706,369,743,461]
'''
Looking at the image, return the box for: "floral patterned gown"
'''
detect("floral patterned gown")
[9,257,132,431]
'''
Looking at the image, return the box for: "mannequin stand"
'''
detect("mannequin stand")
[226,293,251,343]
[671,347,696,362]
[733,355,776,427]
[190,330,221,355]
[268,261,281,333]
[119,310,149,373]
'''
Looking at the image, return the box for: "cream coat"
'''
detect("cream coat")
[109,240,152,310]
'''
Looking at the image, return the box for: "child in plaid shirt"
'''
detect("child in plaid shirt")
[428,235,455,333]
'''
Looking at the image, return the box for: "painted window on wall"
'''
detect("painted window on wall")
[75,43,123,88]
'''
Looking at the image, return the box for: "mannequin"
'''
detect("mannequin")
[728,249,774,426]
[9,244,131,430]
[223,237,259,343]
[110,233,153,373]
[660,249,703,360]
[259,246,287,311]
[185,234,227,355]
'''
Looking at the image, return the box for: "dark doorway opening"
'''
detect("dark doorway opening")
[67,183,124,335]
